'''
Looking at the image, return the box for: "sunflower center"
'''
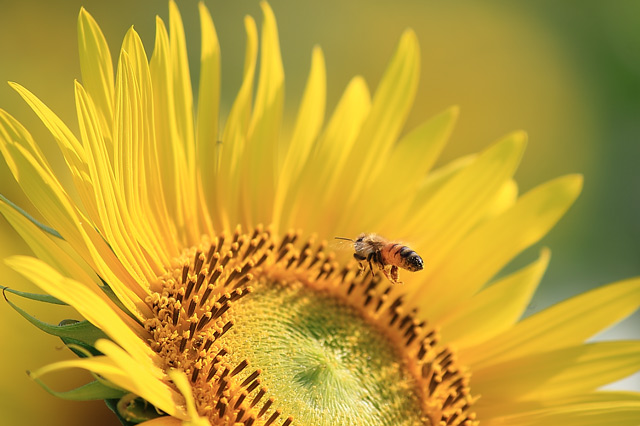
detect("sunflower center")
[144,226,478,426]
[226,281,424,426]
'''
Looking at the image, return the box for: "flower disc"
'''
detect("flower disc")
[147,227,475,425]
[228,281,424,426]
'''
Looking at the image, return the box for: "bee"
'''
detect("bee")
[335,233,424,284]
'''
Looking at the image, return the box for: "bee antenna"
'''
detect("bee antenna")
[334,236,354,242]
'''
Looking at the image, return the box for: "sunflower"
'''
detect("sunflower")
[1,2,639,426]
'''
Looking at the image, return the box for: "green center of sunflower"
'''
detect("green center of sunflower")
[226,281,424,426]
[145,226,477,426]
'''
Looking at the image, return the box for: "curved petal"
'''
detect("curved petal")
[168,0,196,175]
[76,79,158,285]
[463,278,640,368]
[416,173,581,321]
[241,1,285,227]
[355,106,459,233]
[481,392,640,426]
[97,339,188,419]
[332,29,420,230]
[7,256,152,359]
[0,139,150,318]
[406,133,526,303]
[0,197,97,286]
[292,76,371,236]
[274,46,326,229]
[120,28,179,266]
[167,370,211,425]
[138,417,182,426]
[7,84,99,222]
[30,356,132,391]
[439,248,550,348]
[150,16,198,245]
[78,7,114,141]
[217,15,259,233]
[195,1,221,229]
[473,341,640,402]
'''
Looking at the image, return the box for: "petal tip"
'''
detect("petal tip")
[447,105,460,119]
[78,6,90,20]
[512,130,528,144]
[401,28,418,43]
[260,1,276,20]
[564,173,584,194]
[539,247,552,263]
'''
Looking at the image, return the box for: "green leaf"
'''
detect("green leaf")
[1,285,66,305]
[59,325,105,357]
[29,377,126,401]
[105,398,139,426]
[4,293,108,347]
[0,193,62,239]
[105,395,165,425]
[99,279,137,321]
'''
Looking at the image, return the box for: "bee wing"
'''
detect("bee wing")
[330,237,355,251]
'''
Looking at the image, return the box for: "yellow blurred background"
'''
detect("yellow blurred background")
[1,0,638,424]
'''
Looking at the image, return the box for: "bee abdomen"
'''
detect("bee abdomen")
[388,244,423,272]
[398,246,414,258]
[388,244,412,258]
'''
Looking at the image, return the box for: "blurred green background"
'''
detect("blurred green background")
[1,0,638,424]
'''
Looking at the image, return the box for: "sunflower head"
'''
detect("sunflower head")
[1,2,639,426]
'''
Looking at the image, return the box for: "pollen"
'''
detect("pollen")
[144,226,478,426]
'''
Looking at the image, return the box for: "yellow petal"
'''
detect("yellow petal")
[168,0,195,172]
[138,417,182,426]
[30,355,132,390]
[6,256,153,361]
[113,47,171,274]
[464,278,640,368]
[473,341,640,402]
[120,28,179,266]
[241,1,285,227]
[482,392,640,426]
[76,80,157,285]
[217,15,258,232]
[354,106,458,232]
[7,83,100,222]
[408,154,476,212]
[167,370,210,425]
[405,133,526,305]
[273,46,326,228]
[417,173,581,321]
[482,178,519,222]
[9,83,87,163]
[0,109,48,171]
[343,30,419,198]
[195,1,221,219]
[0,197,97,286]
[77,7,114,141]
[0,137,85,259]
[0,107,99,229]
[96,339,187,419]
[32,340,185,420]
[330,29,420,231]
[291,76,371,236]
[0,139,150,320]
[150,16,198,245]
[439,248,550,348]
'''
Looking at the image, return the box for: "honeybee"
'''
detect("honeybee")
[335,233,424,284]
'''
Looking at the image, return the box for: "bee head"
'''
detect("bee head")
[406,254,424,272]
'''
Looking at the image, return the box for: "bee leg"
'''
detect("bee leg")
[382,265,403,285]
[353,253,366,275]
[366,252,377,278]
[390,265,403,284]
